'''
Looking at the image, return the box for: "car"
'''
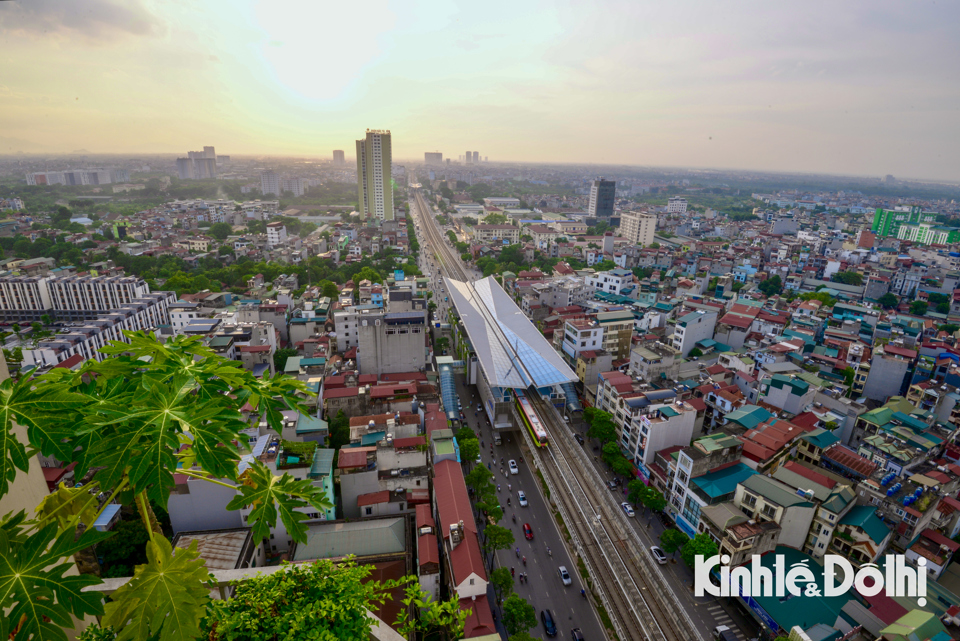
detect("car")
[476,453,482,464]
[649,546,667,565]
[606,480,618,490]
[517,490,528,507]
[713,626,738,641]
[523,523,533,540]
[574,434,584,445]
[508,460,519,475]
[540,609,558,637]
[621,502,635,517]
[557,566,572,586]
[570,629,585,641]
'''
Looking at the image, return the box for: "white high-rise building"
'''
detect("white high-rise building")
[280,177,305,197]
[356,129,393,221]
[619,211,657,247]
[260,171,280,197]
[667,197,688,214]
[266,222,288,247]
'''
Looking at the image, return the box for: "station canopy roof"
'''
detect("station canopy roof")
[445,276,576,389]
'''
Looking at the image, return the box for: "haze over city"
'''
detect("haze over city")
[1,0,959,181]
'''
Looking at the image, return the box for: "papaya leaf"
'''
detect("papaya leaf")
[0,518,110,641]
[226,463,332,543]
[35,483,99,530]
[103,537,213,641]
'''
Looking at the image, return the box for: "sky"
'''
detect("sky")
[1,0,959,181]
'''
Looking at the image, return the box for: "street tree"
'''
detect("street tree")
[490,567,514,601]
[465,462,494,493]
[660,529,688,557]
[501,594,537,636]
[627,479,649,507]
[459,438,480,466]
[482,524,515,557]
[642,487,667,513]
[878,293,899,308]
[681,532,720,568]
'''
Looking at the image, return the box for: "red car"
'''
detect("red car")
[523,523,533,540]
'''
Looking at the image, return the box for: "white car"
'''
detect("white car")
[508,460,519,475]
[558,566,572,586]
[649,546,667,565]
[621,502,635,518]
[517,490,528,507]
[476,453,482,464]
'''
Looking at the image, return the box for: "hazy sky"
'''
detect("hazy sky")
[1,0,959,181]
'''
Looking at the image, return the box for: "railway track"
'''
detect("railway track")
[525,394,703,641]
[412,189,469,281]
[412,188,701,641]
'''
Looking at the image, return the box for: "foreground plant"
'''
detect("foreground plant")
[0,333,331,641]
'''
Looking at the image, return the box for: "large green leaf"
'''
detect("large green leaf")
[102,537,213,641]
[0,374,90,468]
[226,462,332,543]
[0,516,110,641]
[34,483,99,530]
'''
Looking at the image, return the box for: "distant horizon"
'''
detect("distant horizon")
[6,151,959,188]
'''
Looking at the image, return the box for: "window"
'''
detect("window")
[365,507,373,516]
[742,493,757,508]
[761,505,777,519]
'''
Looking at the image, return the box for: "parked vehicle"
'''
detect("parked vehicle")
[649,546,667,565]
[621,502,635,517]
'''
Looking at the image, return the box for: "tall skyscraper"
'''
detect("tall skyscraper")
[177,156,217,180]
[203,146,216,159]
[333,150,345,165]
[356,129,393,221]
[588,177,616,219]
[260,170,280,196]
[464,151,472,164]
[424,152,443,165]
[472,151,479,164]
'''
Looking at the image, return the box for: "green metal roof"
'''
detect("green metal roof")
[284,356,302,373]
[839,505,892,545]
[769,373,810,395]
[800,428,840,450]
[740,474,814,508]
[309,448,335,478]
[724,405,771,430]
[297,413,328,436]
[691,462,757,499]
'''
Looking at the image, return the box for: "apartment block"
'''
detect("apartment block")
[22,291,177,368]
[339,436,429,519]
[561,319,603,360]
[586,268,635,296]
[861,343,916,402]
[671,310,717,357]
[473,224,519,245]
[619,211,657,247]
[357,308,429,376]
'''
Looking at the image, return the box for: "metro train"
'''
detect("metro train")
[515,389,548,447]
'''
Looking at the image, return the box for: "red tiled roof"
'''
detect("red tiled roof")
[460,595,496,638]
[324,387,360,399]
[53,354,85,369]
[393,436,425,449]
[920,528,960,552]
[450,529,486,588]
[434,459,476,535]
[884,345,917,359]
[239,345,271,353]
[380,371,428,382]
[706,364,729,376]
[337,449,368,469]
[685,397,707,412]
[406,489,430,504]
[357,490,390,507]
[822,444,878,478]
[370,383,417,399]
[783,461,836,489]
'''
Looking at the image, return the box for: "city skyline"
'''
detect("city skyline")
[1,1,959,182]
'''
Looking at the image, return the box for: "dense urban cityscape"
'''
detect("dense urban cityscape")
[2,2,960,641]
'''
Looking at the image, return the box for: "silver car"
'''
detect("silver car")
[558,566,572,586]
[518,490,528,507]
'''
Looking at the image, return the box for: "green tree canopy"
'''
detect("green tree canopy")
[274,347,298,372]
[688,347,704,358]
[877,293,899,308]
[757,275,782,297]
[832,271,863,286]
[584,408,617,444]
[681,532,719,568]
[660,529,687,555]
[910,300,928,315]
[482,524,515,556]
[501,594,537,636]
[208,222,233,240]
[328,409,350,450]
[482,212,508,225]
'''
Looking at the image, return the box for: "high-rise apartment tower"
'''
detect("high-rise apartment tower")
[333,150,345,165]
[588,177,616,219]
[356,130,393,221]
